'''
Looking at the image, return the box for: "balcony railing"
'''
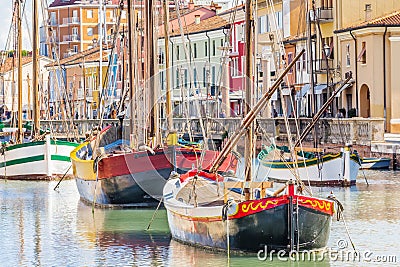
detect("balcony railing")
[62,17,80,25]
[62,34,80,42]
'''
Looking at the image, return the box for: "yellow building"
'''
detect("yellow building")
[335,10,400,133]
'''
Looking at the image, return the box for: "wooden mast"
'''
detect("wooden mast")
[127,0,136,149]
[163,0,173,131]
[32,0,40,136]
[244,0,254,200]
[145,0,160,146]
[17,0,23,143]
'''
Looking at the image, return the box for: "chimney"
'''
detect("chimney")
[188,1,194,10]
[195,14,200,25]
[365,4,372,21]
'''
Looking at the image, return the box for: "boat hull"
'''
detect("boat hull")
[71,143,238,206]
[167,203,332,252]
[258,153,360,186]
[0,137,78,180]
[164,177,334,252]
[361,157,391,170]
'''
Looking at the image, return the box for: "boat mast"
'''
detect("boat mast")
[306,0,317,148]
[163,0,172,131]
[32,0,40,137]
[145,0,160,146]
[98,0,103,119]
[127,0,139,149]
[17,0,23,144]
[244,0,254,200]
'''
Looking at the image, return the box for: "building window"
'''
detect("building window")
[211,66,216,87]
[73,45,78,53]
[212,40,216,56]
[258,15,269,33]
[176,45,180,60]
[193,43,197,58]
[176,70,180,87]
[241,56,245,76]
[87,10,93,19]
[276,11,283,29]
[87,27,93,36]
[158,49,164,65]
[357,42,366,64]
[232,58,238,77]
[287,52,293,73]
[220,38,224,47]
[205,41,208,57]
[346,44,351,66]
[203,67,207,87]
[194,69,197,87]
[184,69,188,87]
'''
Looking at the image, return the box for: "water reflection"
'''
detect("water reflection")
[76,202,171,266]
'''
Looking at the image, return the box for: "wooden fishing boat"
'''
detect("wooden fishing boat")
[0,0,78,180]
[257,145,360,186]
[71,140,237,206]
[257,72,359,187]
[360,157,391,170]
[0,135,78,179]
[163,171,334,252]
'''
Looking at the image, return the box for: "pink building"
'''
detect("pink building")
[219,5,246,116]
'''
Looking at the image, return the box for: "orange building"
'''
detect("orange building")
[44,0,127,59]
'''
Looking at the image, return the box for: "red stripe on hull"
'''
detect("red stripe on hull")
[97,147,238,179]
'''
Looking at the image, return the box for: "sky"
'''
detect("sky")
[0,0,237,51]
[0,0,41,51]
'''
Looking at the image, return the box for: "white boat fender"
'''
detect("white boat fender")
[222,198,237,221]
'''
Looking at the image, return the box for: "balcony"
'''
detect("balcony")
[61,17,80,26]
[313,58,333,73]
[310,7,333,23]
[62,34,81,42]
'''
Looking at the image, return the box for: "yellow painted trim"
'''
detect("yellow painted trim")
[70,142,97,181]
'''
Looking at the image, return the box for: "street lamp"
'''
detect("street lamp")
[323,43,330,58]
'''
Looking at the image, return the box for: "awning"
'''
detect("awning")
[335,82,353,97]
[297,84,327,98]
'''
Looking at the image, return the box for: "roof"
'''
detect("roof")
[49,0,79,8]
[283,33,316,44]
[217,4,245,16]
[49,0,123,8]
[45,45,109,67]
[0,56,32,73]
[335,10,400,33]
[161,15,229,38]
[0,56,53,73]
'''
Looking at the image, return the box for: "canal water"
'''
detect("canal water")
[1,171,399,266]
